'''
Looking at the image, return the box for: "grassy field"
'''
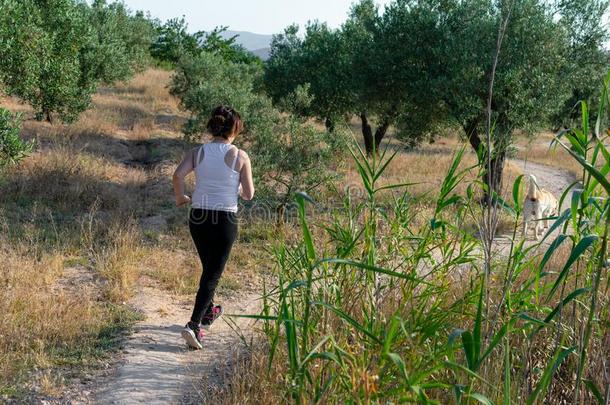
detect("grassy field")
[2,69,608,403]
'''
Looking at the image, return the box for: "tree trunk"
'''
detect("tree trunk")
[465,119,482,156]
[374,120,390,152]
[485,152,505,202]
[325,117,335,132]
[464,120,505,203]
[360,112,374,156]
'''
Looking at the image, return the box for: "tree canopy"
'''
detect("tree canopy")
[0,0,155,123]
[264,0,609,188]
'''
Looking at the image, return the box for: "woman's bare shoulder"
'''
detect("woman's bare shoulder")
[238,149,250,161]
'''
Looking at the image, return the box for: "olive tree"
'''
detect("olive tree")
[149,17,200,65]
[0,0,47,112]
[198,27,262,66]
[265,23,354,132]
[87,0,155,83]
[0,0,96,122]
[551,0,610,127]
[0,0,155,123]
[264,0,418,155]
[388,0,608,197]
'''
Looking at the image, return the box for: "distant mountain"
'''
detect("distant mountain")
[220,30,273,60]
[251,47,271,60]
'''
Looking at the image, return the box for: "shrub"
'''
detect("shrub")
[0,108,32,169]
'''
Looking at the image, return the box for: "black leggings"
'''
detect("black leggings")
[189,208,238,324]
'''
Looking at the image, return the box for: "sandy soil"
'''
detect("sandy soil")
[95,277,260,405]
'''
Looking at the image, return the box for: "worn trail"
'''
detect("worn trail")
[96,278,259,404]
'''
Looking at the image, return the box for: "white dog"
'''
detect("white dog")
[522,175,558,240]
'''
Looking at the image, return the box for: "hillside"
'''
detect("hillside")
[220,30,273,60]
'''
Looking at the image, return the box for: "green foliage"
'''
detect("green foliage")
[265,22,354,126]
[0,0,98,122]
[150,19,259,67]
[149,17,199,65]
[198,27,262,66]
[251,107,337,203]
[0,0,155,123]
[169,51,269,140]
[386,0,607,145]
[265,0,608,160]
[86,0,155,83]
[0,108,32,169]
[552,0,610,127]
[0,0,47,110]
[277,83,314,118]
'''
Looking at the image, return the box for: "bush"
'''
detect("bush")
[170,51,269,141]
[86,0,155,84]
[149,17,200,66]
[0,108,32,169]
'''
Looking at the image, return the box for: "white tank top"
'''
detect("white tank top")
[191,143,240,213]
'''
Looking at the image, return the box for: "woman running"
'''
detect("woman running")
[172,105,254,350]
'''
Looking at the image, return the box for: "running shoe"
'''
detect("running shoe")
[201,305,224,331]
[181,321,204,349]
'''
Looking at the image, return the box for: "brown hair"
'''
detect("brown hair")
[206,106,243,139]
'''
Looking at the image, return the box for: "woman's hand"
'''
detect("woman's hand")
[176,194,191,207]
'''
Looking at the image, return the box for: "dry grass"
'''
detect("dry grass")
[513,132,584,177]
[341,134,522,207]
[2,145,147,213]
[0,68,185,397]
[193,341,286,404]
[110,69,178,111]
[91,221,144,303]
[0,238,125,393]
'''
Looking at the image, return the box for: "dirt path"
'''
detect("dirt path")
[95,277,260,404]
[93,138,261,404]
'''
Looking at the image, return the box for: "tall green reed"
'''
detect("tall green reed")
[246,75,609,404]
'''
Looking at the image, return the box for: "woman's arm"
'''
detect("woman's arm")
[238,150,254,200]
[173,148,195,207]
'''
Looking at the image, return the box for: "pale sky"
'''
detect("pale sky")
[119,0,392,35]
